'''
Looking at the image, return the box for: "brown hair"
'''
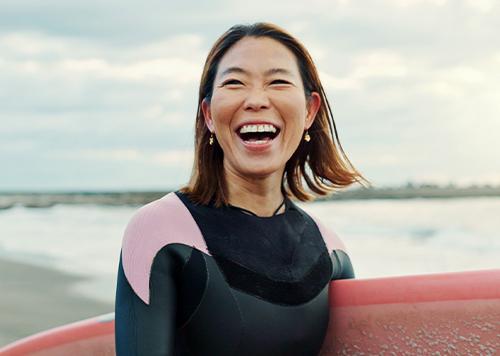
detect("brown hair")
[180,22,370,206]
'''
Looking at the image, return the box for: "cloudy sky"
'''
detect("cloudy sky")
[1,0,499,191]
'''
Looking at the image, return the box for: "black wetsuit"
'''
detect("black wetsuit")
[115,190,354,355]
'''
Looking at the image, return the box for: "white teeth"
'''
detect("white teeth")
[239,124,277,134]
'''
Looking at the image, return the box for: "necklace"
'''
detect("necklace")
[228,197,287,217]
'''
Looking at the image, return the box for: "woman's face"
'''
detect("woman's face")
[202,36,321,180]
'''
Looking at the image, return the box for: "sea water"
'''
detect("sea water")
[0,197,499,304]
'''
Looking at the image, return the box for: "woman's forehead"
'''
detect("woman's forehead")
[216,37,300,79]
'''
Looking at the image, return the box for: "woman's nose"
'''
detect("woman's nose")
[243,88,270,111]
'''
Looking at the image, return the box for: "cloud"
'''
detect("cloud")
[0,32,205,83]
[351,50,408,79]
[387,0,448,7]
[55,148,141,161]
[151,150,194,165]
[464,0,495,12]
[51,148,194,166]
[56,57,201,83]
[0,31,203,145]
[320,49,410,92]
[1,0,499,189]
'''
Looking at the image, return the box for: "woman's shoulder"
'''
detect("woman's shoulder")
[122,192,179,243]
[293,203,347,254]
[121,191,208,250]
[120,191,209,304]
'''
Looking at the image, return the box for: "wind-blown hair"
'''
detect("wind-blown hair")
[181,22,370,206]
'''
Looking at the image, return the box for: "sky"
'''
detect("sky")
[1,0,499,191]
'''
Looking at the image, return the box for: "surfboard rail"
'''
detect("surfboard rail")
[0,313,114,356]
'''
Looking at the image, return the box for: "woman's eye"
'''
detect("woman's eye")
[271,79,290,85]
[222,79,243,86]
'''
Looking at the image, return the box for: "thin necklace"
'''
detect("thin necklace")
[228,197,286,217]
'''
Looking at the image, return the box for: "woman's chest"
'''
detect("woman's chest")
[176,247,331,356]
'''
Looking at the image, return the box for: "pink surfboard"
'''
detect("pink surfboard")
[321,269,500,355]
[0,313,115,356]
[1,269,499,355]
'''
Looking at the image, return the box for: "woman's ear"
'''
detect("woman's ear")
[305,92,321,129]
[201,98,214,132]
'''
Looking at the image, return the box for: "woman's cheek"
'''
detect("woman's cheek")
[213,96,242,122]
[273,94,307,117]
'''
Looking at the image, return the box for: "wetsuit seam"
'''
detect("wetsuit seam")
[229,282,329,307]
[226,280,245,355]
[216,251,326,283]
[130,292,138,356]
[302,212,330,253]
[178,251,210,330]
[179,246,193,276]
[331,250,341,280]
[288,223,303,279]
[201,253,245,354]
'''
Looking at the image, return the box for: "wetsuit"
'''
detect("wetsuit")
[115,191,354,356]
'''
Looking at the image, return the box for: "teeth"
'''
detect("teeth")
[252,140,268,145]
[239,124,277,134]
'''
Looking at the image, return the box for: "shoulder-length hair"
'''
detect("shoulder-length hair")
[180,22,370,206]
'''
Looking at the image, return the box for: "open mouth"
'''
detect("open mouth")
[236,123,280,144]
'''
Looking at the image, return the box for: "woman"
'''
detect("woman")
[115,22,369,355]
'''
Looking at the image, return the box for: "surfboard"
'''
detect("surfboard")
[1,269,499,355]
[321,268,500,355]
[0,313,115,356]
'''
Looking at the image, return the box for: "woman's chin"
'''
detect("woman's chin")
[229,160,284,180]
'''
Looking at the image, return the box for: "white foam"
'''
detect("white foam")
[1,197,499,303]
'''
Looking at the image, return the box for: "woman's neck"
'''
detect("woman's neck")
[224,167,285,217]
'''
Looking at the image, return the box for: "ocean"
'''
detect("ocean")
[0,197,498,304]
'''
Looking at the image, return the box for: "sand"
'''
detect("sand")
[0,257,113,347]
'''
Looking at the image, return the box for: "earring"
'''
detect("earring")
[209,133,214,145]
[304,130,311,142]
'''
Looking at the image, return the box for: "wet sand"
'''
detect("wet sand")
[0,257,113,347]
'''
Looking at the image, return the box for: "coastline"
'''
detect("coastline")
[0,257,113,347]
[1,184,500,209]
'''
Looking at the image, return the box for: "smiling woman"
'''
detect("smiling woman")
[115,22,369,356]
[185,25,369,212]
[200,36,321,209]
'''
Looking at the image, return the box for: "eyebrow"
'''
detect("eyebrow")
[219,66,294,77]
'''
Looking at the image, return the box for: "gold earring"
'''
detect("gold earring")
[209,133,214,145]
[304,130,311,142]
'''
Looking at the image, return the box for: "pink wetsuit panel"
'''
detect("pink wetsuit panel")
[121,192,209,304]
[309,214,347,254]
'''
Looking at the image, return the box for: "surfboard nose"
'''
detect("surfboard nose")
[0,313,115,356]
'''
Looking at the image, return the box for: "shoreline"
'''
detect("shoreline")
[0,257,113,347]
[1,186,500,209]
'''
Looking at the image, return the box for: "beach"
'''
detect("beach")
[1,196,499,347]
[0,257,113,347]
